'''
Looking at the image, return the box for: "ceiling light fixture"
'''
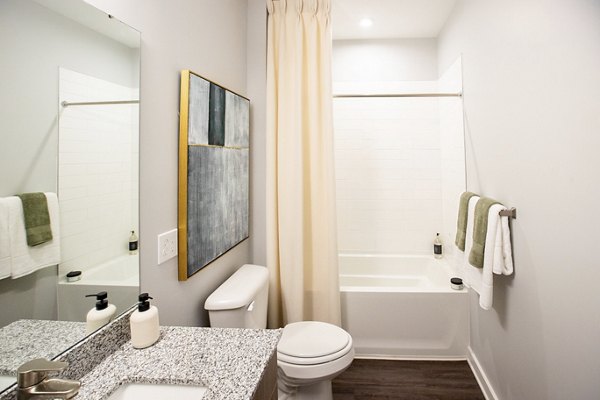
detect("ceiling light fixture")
[359,18,373,28]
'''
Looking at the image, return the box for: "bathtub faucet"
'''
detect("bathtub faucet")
[16,358,80,400]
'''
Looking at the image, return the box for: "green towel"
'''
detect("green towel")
[455,191,477,251]
[16,193,53,246]
[468,197,500,268]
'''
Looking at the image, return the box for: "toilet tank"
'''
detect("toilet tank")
[204,264,269,329]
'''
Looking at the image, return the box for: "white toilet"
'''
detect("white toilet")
[205,264,354,400]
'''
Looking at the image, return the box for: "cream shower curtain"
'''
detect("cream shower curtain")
[266,0,341,327]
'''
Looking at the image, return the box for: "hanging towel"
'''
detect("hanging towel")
[459,195,479,279]
[469,197,500,268]
[8,193,60,279]
[16,192,53,246]
[491,208,514,276]
[465,203,514,310]
[0,199,11,280]
[455,191,478,251]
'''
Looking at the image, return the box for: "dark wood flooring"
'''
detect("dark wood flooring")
[332,359,485,400]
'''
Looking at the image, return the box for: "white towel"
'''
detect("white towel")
[461,200,514,310]
[461,196,484,295]
[0,198,11,280]
[8,192,61,279]
[492,211,514,276]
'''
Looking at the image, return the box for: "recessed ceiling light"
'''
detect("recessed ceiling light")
[359,18,373,28]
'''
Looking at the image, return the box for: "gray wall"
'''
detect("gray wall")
[0,267,58,327]
[0,0,137,197]
[438,0,600,398]
[246,0,268,267]
[85,0,261,326]
[0,0,138,328]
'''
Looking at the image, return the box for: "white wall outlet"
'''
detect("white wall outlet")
[157,229,178,265]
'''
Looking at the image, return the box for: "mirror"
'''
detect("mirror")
[0,0,140,391]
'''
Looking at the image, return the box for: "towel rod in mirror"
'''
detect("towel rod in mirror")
[61,100,139,107]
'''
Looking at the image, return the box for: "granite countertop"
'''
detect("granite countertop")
[0,312,280,400]
[0,320,86,375]
[76,326,281,400]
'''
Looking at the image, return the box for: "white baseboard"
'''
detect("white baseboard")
[467,346,499,400]
[355,354,467,361]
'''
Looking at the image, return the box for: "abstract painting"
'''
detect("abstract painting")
[178,70,249,280]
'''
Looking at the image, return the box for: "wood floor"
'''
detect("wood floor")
[332,359,485,400]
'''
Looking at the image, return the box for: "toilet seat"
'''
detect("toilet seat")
[277,321,352,365]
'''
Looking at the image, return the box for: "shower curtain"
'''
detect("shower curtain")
[266,0,341,327]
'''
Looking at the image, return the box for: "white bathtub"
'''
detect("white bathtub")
[58,255,139,322]
[340,254,468,360]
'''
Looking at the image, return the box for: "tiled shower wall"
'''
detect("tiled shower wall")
[334,74,465,256]
[58,68,138,276]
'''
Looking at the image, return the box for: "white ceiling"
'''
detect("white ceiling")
[332,0,457,40]
[34,0,140,48]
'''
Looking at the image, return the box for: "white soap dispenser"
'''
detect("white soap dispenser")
[130,293,160,349]
[85,291,117,335]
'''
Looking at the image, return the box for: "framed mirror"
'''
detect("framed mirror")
[0,0,140,391]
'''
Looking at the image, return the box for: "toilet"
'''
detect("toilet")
[205,264,354,400]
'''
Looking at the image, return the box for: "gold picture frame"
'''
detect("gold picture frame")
[178,70,250,281]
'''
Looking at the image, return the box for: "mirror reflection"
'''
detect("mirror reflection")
[0,0,140,391]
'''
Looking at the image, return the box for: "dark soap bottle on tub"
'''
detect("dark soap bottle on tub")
[433,233,443,259]
[129,230,138,255]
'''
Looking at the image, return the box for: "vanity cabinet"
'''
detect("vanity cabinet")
[252,352,278,400]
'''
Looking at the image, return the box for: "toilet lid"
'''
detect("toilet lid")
[277,321,351,363]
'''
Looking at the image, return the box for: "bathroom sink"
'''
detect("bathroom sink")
[0,375,16,389]
[107,383,207,400]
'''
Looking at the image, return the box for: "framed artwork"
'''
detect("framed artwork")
[178,70,249,280]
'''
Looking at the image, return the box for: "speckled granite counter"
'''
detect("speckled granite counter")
[0,320,86,375]
[76,327,281,400]
[0,312,281,400]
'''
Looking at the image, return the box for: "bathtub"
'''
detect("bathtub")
[58,255,139,322]
[340,254,468,360]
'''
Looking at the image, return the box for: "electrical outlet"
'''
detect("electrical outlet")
[157,229,178,265]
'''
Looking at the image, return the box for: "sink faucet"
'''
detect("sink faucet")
[17,358,80,400]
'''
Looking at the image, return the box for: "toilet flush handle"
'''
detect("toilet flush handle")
[247,301,255,311]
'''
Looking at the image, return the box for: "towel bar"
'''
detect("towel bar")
[499,208,516,219]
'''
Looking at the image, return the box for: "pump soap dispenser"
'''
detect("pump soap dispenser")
[433,233,443,259]
[85,291,117,334]
[130,293,160,349]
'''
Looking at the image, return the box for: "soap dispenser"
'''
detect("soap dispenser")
[130,293,160,349]
[85,291,117,334]
[128,230,138,255]
[433,233,443,259]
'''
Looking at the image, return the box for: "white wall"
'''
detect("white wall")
[85,0,260,326]
[333,83,443,255]
[439,57,466,260]
[332,39,465,256]
[333,38,438,82]
[438,1,600,399]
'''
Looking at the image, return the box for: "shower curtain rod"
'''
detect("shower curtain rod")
[61,100,140,107]
[333,93,462,98]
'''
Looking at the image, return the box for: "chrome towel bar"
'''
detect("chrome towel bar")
[499,208,517,219]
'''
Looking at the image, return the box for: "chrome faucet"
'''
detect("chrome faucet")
[17,358,80,400]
